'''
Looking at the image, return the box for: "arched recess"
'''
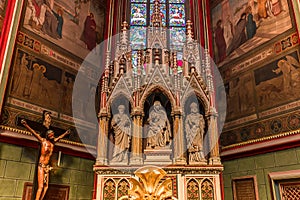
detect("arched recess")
[117,178,130,199]
[200,178,214,200]
[142,88,173,150]
[103,178,116,200]
[186,178,200,200]
[107,94,133,161]
[107,92,134,115]
[140,84,176,111]
[183,91,210,160]
[181,88,210,116]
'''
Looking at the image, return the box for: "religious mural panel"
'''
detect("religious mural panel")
[8,48,84,118]
[254,50,300,111]
[211,0,293,64]
[21,0,105,59]
[225,71,256,120]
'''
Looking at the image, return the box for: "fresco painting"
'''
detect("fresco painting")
[23,0,105,59]
[211,0,292,64]
[225,72,256,120]
[254,51,300,110]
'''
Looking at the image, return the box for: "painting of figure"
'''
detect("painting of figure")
[22,0,105,59]
[225,72,256,120]
[211,0,292,65]
[254,51,300,110]
[10,49,64,110]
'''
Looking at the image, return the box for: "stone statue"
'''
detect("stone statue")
[185,102,206,163]
[21,119,70,200]
[111,105,131,162]
[147,101,171,149]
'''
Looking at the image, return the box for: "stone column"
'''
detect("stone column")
[208,108,221,165]
[130,108,143,165]
[173,110,186,165]
[96,112,109,165]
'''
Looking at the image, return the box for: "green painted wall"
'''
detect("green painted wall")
[0,142,95,200]
[222,147,300,200]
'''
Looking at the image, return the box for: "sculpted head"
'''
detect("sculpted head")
[46,130,55,140]
[43,110,52,128]
[118,105,125,114]
[190,102,199,113]
[154,101,161,110]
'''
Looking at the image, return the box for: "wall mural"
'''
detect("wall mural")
[254,50,300,110]
[225,72,256,120]
[0,0,7,34]
[211,0,293,64]
[9,49,75,113]
[22,0,105,59]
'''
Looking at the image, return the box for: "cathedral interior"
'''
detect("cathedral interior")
[0,0,300,199]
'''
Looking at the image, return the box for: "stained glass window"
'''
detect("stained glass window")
[130,0,186,49]
[150,4,166,26]
[169,4,185,26]
[130,4,147,26]
[130,0,186,68]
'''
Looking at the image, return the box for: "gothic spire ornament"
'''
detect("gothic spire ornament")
[151,0,163,27]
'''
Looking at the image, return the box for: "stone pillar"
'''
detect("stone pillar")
[96,113,109,165]
[208,108,221,165]
[173,111,186,165]
[130,109,143,165]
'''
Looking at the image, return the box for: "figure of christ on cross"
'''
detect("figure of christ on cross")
[21,119,70,200]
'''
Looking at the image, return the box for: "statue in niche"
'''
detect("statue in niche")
[147,101,171,149]
[111,105,131,162]
[185,102,206,163]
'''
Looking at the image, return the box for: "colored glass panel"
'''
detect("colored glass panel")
[130,27,146,49]
[131,4,147,26]
[169,4,185,26]
[150,4,166,26]
[132,51,146,74]
[169,0,184,3]
[131,0,147,2]
[177,52,183,73]
[170,27,186,46]
[150,0,166,3]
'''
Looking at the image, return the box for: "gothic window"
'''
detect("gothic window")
[129,0,186,49]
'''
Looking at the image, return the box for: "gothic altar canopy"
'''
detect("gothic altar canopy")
[94,1,223,199]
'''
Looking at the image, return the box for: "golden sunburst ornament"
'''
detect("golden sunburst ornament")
[119,166,177,200]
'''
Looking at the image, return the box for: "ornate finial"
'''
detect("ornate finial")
[121,21,128,31]
[151,0,163,27]
[186,20,194,42]
[119,54,126,74]
[172,52,178,73]
[120,21,129,45]
[154,49,160,65]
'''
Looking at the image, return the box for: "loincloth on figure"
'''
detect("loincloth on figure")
[38,163,53,183]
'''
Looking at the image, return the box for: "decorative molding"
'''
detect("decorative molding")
[0,125,95,149]
[16,31,81,71]
[94,166,223,175]
[221,129,300,159]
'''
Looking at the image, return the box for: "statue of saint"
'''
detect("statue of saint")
[147,101,171,149]
[185,102,206,163]
[21,119,70,200]
[111,105,131,162]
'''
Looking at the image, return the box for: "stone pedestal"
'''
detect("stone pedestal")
[144,148,172,165]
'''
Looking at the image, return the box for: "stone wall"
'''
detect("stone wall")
[222,146,300,200]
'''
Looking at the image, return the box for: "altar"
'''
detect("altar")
[93,1,223,199]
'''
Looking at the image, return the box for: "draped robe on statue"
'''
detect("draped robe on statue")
[111,112,131,162]
[147,102,171,148]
